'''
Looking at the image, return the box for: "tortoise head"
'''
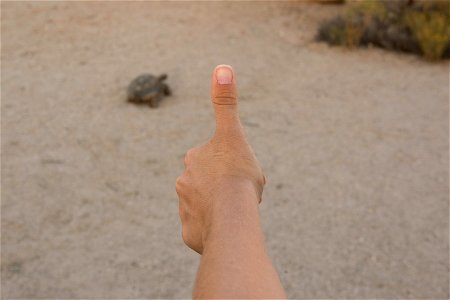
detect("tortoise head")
[158,74,168,82]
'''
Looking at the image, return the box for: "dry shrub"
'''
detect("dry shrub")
[317,0,450,60]
[318,0,388,48]
[404,8,450,59]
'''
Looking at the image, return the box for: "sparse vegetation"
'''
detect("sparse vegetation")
[317,0,450,60]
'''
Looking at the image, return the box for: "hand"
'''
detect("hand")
[176,65,266,254]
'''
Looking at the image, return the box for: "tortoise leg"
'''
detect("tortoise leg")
[149,95,160,108]
[163,84,172,96]
[127,93,135,103]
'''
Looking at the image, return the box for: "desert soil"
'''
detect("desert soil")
[1,2,448,299]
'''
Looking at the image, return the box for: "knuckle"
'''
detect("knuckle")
[175,176,184,193]
[182,231,202,254]
[213,91,237,105]
[184,149,195,165]
[186,146,202,165]
[186,148,195,157]
[181,227,192,247]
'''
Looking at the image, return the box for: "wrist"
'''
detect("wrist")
[202,178,263,250]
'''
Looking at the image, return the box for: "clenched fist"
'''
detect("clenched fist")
[175,65,266,254]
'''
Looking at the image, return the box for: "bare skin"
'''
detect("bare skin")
[176,65,286,299]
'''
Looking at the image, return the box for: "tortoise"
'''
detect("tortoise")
[127,73,171,108]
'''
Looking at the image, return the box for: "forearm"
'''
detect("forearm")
[193,181,286,299]
[178,65,285,298]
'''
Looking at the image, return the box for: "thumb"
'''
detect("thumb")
[211,65,242,134]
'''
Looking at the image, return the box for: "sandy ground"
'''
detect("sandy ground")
[1,2,449,299]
